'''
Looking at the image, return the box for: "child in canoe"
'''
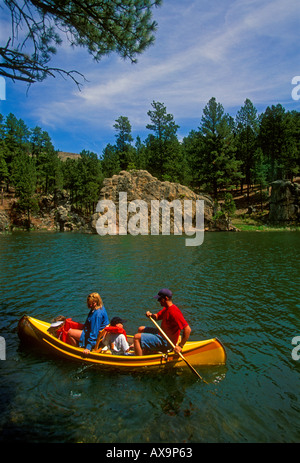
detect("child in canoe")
[48,315,84,344]
[101,317,132,355]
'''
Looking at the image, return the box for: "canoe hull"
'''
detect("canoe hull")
[18,315,226,370]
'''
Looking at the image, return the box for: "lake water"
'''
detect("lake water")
[0,231,299,444]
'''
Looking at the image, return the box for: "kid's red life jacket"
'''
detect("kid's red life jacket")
[57,318,84,344]
[104,325,127,340]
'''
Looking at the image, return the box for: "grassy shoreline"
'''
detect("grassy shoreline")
[1,223,299,234]
[232,218,300,232]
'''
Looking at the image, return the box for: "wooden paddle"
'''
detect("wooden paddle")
[147,314,207,383]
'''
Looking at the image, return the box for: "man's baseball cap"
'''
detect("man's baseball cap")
[153,288,173,299]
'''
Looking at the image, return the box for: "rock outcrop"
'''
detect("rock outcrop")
[53,193,88,232]
[269,180,300,223]
[1,170,240,233]
[1,191,89,232]
[90,170,232,233]
[0,211,10,232]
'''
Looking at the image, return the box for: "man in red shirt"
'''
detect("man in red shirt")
[133,288,191,356]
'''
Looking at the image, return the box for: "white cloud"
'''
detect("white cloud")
[71,0,300,115]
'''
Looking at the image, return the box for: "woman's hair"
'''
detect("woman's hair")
[87,292,103,309]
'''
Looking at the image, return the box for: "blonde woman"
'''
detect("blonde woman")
[68,293,109,355]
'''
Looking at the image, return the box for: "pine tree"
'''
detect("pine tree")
[235,99,259,199]
[258,104,286,181]
[1,1,162,85]
[181,130,204,188]
[221,192,236,230]
[282,111,300,181]
[199,97,242,197]
[134,136,147,170]
[3,113,30,190]
[252,148,269,212]
[114,116,134,170]
[101,144,120,178]
[0,151,8,185]
[78,150,103,213]
[145,101,182,180]
[11,153,38,227]
[30,126,60,194]
[0,115,8,186]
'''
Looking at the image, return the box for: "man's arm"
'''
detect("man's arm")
[146,310,157,319]
[175,325,191,354]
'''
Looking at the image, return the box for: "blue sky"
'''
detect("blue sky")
[1,0,300,156]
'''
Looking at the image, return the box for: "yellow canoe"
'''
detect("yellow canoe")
[18,315,226,371]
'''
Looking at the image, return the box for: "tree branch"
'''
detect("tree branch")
[0,0,162,86]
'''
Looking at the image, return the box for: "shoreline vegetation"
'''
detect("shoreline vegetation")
[0,98,299,234]
[1,181,299,234]
[1,224,299,234]
[232,223,300,232]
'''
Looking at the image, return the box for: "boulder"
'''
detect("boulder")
[54,194,88,232]
[0,211,10,232]
[91,170,230,233]
[269,180,300,223]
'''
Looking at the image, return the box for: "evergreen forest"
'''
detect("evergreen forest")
[0,97,299,219]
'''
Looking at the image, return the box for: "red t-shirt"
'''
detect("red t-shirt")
[156,304,188,345]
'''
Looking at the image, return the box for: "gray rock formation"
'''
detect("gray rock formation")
[0,211,10,232]
[53,193,88,232]
[5,191,89,232]
[90,170,232,233]
[269,180,300,223]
